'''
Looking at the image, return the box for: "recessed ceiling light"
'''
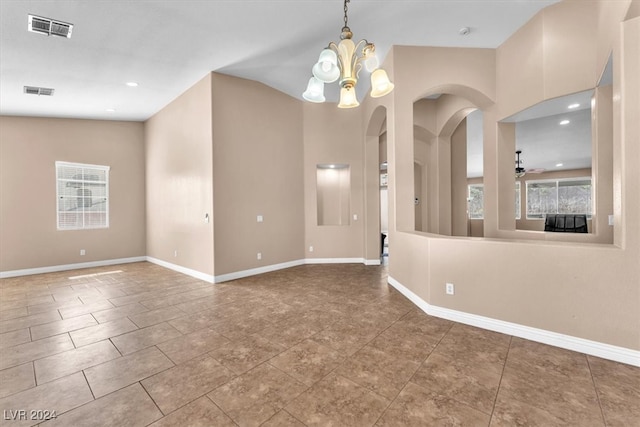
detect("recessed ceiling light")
[568,103,580,109]
[126,82,138,87]
[106,108,116,112]
[559,119,570,125]
[556,163,563,167]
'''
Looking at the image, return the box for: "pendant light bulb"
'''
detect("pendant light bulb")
[302,77,326,103]
[338,86,359,108]
[370,69,394,98]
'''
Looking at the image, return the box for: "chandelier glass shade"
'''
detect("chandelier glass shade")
[302,0,394,108]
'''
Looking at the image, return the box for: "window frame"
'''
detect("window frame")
[468,183,484,220]
[467,182,521,220]
[55,161,110,230]
[515,181,521,220]
[525,176,592,220]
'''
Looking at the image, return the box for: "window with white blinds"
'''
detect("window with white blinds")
[467,182,521,220]
[526,177,592,219]
[56,161,110,230]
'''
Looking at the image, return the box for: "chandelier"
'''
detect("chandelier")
[302,0,394,108]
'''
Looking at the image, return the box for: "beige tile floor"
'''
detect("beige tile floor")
[0,262,638,426]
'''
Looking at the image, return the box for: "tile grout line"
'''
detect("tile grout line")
[203,394,240,426]
[81,370,97,401]
[585,355,608,427]
[488,335,513,425]
[138,380,166,419]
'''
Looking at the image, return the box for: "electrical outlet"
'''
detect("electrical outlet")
[257,215,263,223]
[446,282,455,295]
[174,250,178,257]
[257,252,262,260]
[309,246,314,252]
[80,249,85,256]
[353,214,358,221]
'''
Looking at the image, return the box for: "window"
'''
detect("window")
[56,161,110,230]
[467,182,521,220]
[468,184,484,219]
[526,177,591,219]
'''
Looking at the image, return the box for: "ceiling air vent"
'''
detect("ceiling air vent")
[24,86,55,96]
[28,14,73,38]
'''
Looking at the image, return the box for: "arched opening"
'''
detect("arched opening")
[412,92,483,236]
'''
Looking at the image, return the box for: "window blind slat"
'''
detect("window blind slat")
[55,162,109,230]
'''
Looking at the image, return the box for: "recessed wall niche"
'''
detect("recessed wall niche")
[316,164,350,226]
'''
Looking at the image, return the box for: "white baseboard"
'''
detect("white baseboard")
[388,276,640,367]
[215,257,382,283]
[0,256,378,282]
[0,257,147,279]
[146,257,215,283]
[304,257,365,264]
[214,259,305,283]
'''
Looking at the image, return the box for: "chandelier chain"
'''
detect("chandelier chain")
[343,0,350,29]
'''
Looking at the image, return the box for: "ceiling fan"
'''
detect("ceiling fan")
[515,150,545,178]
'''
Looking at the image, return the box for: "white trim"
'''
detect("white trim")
[146,257,215,283]
[388,276,640,367]
[214,259,305,283]
[0,256,376,282]
[0,257,146,278]
[55,161,110,231]
[215,257,379,283]
[304,257,365,264]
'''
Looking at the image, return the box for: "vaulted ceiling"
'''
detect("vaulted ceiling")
[0,0,558,121]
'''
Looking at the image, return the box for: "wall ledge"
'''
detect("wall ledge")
[0,256,147,278]
[388,276,640,367]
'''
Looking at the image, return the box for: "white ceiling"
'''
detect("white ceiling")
[466,91,595,178]
[0,0,559,122]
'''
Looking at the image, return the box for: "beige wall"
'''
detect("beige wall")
[450,119,468,237]
[145,74,214,276]
[211,73,304,275]
[380,0,639,350]
[304,103,365,259]
[0,117,145,271]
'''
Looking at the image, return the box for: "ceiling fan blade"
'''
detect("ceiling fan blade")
[526,168,546,174]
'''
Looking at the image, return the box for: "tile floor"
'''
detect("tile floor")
[0,262,638,426]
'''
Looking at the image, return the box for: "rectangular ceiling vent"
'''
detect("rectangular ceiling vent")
[28,14,73,38]
[24,86,55,96]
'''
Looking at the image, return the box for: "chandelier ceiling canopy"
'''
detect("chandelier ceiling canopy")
[302,0,394,108]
